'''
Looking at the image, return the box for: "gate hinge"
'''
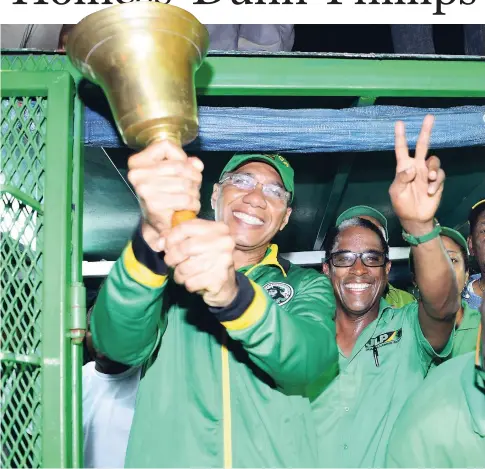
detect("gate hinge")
[70,282,87,344]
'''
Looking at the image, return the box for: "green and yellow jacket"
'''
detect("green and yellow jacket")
[91,225,337,468]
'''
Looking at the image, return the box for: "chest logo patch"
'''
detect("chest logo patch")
[263,282,294,305]
[364,328,402,351]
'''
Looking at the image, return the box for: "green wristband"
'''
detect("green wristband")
[402,223,442,246]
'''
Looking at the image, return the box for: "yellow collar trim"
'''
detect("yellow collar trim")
[244,244,287,278]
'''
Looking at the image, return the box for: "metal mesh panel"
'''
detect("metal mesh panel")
[1,96,46,469]
[1,54,68,72]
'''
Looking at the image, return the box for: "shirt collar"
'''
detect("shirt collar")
[338,298,394,364]
[467,274,483,296]
[376,297,396,323]
[243,244,288,278]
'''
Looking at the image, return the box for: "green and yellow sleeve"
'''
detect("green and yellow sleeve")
[91,221,169,366]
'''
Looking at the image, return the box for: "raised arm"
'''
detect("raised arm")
[91,141,203,365]
[389,115,459,352]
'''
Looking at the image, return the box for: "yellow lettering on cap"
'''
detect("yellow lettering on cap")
[278,155,289,167]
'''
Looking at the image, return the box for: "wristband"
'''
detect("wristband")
[402,223,442,246]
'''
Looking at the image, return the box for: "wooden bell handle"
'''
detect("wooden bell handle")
[172,210,196,226]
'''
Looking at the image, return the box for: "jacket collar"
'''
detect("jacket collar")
[244,244,289,278]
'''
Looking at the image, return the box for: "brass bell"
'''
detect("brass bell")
[66,2,210,224]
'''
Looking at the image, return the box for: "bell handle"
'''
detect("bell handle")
[148,132,197,227]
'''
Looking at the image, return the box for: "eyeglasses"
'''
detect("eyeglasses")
[327,250,388,268]
[219,173,290,202]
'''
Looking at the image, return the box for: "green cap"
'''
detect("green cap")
[469,199,485,233]
[219,153,295,202]
[440,226,469,254]
[409,226,469,274]
[336,205,389,241]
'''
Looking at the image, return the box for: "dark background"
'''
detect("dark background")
[293,24,465,54]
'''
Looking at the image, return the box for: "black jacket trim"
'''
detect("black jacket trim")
[277,254,291,275]
[209,272,255,322]
[131,220,168,276]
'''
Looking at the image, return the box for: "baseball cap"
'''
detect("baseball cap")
[409,225,469,275]
[336,205,389,241]
[440,227,469,254]
[219,153,295,202]
[468,199,485,234]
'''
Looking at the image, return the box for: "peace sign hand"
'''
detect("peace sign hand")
[389,115,445,235]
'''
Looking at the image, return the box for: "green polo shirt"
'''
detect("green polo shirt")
[309,299,453,468]
[385,283,415,309]
[452,301,481,357]
[386,352,485,467]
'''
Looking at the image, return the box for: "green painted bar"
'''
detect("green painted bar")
[2,52,485,97]
[41,71,75,468]
[195,56,485,97]
[70,90,86,469]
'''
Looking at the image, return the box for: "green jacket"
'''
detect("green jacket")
[91,228,337,468]
[386,351,485,468]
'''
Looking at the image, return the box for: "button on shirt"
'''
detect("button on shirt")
[386,352,485,467]
[310,299,453,468]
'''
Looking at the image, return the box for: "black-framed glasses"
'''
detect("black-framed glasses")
[327,250,388,268]
[219,172,290,202]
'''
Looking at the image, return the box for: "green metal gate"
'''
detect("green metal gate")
[1,57,85,469]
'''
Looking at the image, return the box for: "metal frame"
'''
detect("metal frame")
[2,51,484,98]
[81,247,412,276]
[195,54,485,97]
[1,70,78,468]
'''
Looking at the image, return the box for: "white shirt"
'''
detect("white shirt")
[82,362,141,468]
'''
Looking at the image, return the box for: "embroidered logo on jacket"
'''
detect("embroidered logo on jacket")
[263,282,294,305]
[364,328,402,351]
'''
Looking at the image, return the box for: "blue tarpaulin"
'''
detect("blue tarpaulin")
[84,105,485,153]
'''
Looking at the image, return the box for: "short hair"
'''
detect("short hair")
[324,217,390,262]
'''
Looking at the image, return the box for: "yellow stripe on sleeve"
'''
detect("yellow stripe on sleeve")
[122,242,167,289]
[221,281,268,331]
[221,332,233,469]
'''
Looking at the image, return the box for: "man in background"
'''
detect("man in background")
[336,205,416,308]
[311,116,459,468]
[83,308,141,468]
[464,199,485,310]
[386,294,485,467]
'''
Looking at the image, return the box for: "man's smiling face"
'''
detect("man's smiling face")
[211,161,292,251]
[323,225,391,317]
